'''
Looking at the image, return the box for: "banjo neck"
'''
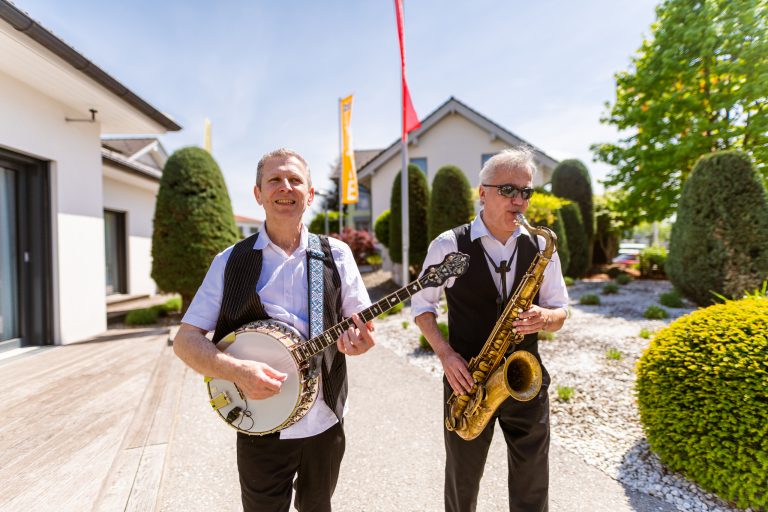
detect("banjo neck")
[291,275,431,364]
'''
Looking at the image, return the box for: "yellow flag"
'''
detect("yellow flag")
[340,95,358,204]
[203,118,212,153]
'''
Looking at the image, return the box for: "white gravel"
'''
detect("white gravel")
[371,278,754,512]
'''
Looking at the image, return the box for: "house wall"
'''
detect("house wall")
[103,171,159,297]
[370,114,515,232]
[0,70,106,344]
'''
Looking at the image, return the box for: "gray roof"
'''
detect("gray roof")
[357,97,559,180]
[0,0,181,132]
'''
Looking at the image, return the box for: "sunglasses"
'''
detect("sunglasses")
[482,183,534,200]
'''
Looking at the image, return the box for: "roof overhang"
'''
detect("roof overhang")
[0,1,181,134]
[357,97,559,180]
[102,147,162,183]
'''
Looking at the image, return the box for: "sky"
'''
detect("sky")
[14,0,659,221]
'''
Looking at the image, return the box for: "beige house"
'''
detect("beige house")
[0,1,180,348]
[356,97,559,238]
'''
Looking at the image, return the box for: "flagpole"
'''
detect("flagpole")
[338,97,343,233]
[401,103,410,287]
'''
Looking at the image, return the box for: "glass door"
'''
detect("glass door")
[0,166,20,343]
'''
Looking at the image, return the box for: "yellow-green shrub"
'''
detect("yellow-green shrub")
[636,297,768,509]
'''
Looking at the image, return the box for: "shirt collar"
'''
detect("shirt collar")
[252,223,309,255]
[469,210,529,244]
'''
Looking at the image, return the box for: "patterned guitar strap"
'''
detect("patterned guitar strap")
[307,233,325,377]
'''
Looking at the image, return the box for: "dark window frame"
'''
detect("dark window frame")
[0,149,53,347]
[104,209,128,295]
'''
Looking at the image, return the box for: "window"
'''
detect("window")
[104,210,127,295]
[410,157,427,176]
[481,153,497,169]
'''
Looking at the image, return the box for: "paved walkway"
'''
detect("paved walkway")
[159,338,674,512]
[0,329,675,512]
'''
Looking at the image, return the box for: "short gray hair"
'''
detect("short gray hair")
[479,146,538,183]
[256,148,311,188]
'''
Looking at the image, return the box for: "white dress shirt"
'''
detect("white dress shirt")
[183,226,371,439]
[412,213,569,319]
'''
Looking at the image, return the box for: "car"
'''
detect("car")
[612,253,639,266]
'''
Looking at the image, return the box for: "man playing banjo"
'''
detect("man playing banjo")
[174,148,376,512]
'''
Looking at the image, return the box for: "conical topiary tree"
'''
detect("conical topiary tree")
[551,159,594,266]
[389,164,430,276]
[428,165,474,241]
[560,203,589,277]
[374,209,391,249]
[152,147,240,312]
[667,151,768,306]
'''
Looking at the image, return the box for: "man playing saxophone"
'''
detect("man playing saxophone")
[413,146,569,512]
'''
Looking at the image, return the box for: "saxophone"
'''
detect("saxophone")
[445,213,557,441]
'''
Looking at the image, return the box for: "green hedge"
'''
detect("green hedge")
[389,164,430,274]
[639,246,668,279]
[667,151,768,306]
[374,209,391,248]
[428,165,474,241]
[560,203,589,277]
[152,147,239,311]
[636,297,768,509]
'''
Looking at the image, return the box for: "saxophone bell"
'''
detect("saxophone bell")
[503,350,542,402]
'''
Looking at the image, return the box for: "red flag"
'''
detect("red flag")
[394,0,420,140]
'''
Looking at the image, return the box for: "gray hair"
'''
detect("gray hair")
[479,146,538,183]
[256,148,311,188]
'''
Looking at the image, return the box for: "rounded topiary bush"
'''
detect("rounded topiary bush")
[389,164,430,274]
[667,151,768,306]
[374,209,391,248]
[636,297,768,509]
[551,159,594,241]
[152,147,239,312]
[428,165,474,241]
[560,203,589,277]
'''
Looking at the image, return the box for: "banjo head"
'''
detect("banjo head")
[207,320,314,435]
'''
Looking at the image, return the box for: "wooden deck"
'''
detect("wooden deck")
[0,328,185,512]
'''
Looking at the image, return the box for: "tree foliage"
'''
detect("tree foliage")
[429,165,474,241]
[308,211,345,235]
[592,0,768,223]
[389,164,430,274]
[152,147,239,311]
[667,151,768,305]
[592,194,623,264]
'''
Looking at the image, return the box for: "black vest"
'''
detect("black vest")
[211,233,347,419]
[446,224,550,386]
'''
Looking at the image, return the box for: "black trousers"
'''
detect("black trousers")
[236,422,345,512]
[443,380,550,512]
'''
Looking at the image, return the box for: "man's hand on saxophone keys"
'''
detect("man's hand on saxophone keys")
[512,305,567,335]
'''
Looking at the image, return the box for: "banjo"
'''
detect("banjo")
[206,251,469,435]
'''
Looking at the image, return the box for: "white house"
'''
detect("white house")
[101,137,168,297]
[356,97,559,236]
[235,214,263,238]
[0,1,180,348]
